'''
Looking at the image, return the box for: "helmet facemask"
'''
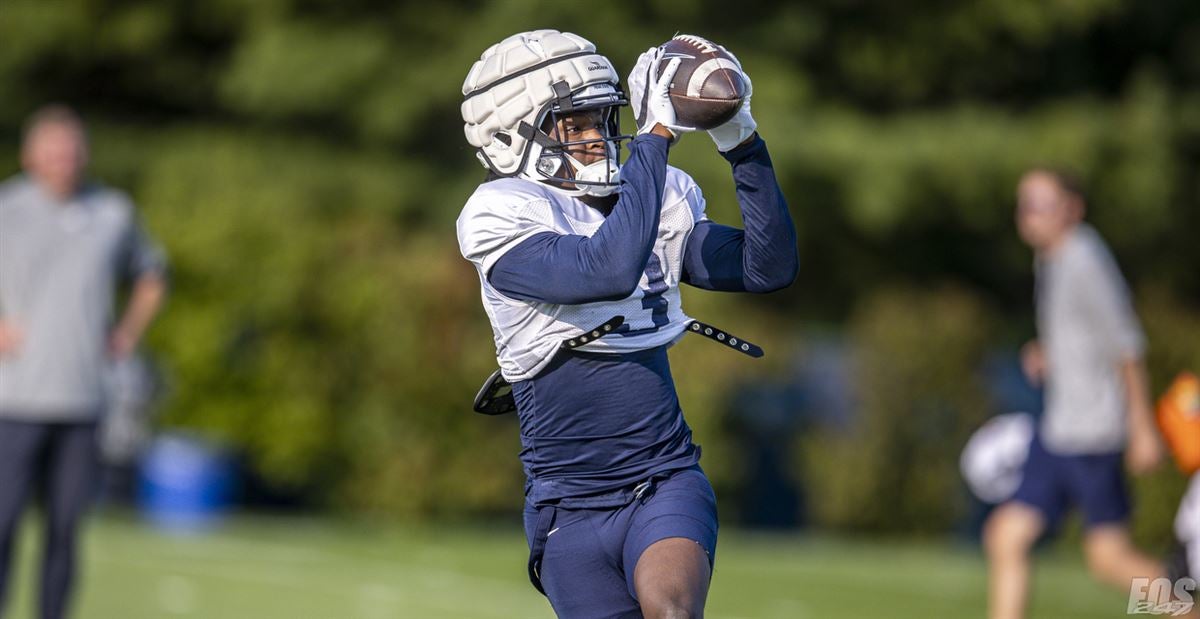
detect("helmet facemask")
[522,83,631,198]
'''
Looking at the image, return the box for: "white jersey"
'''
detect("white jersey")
[457,167,706,382]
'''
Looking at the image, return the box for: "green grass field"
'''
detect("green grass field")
[5,511,1131,618]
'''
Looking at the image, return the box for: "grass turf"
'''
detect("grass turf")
[5,511,1130,618]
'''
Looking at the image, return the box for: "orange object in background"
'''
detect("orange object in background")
[1157,371,1200,475]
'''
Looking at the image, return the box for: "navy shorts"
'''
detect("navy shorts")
[1010,433,1130,530]
[523,467,718,618]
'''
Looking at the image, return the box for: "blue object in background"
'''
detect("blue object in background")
[137,434,237,532]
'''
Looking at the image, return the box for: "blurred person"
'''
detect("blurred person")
[457,31,796,618]
[983,168,1166,619]
[0,105,167,619]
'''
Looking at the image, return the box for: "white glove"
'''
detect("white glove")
[627,46,691,140]
[708,50,757,152]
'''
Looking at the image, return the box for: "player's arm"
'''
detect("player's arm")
[680,54,797,294]
[110,212,168,359]
[681,136,798,293]
[487,134,670,304]
[1121,358,1163,474]
[1076,249,1162,473]
[486,49,690,305]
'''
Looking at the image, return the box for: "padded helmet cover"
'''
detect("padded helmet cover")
[461,30,622,176]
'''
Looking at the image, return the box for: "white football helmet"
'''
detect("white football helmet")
[461,30,630,197]
[960,412,1034,504]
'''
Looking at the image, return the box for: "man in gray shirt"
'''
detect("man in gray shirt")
[0,105,166,619]
[983,168,1167,619]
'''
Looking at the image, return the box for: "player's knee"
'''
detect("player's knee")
[45,511,85,548]
[1083,534,1125,581]
[641,595,702,619]
[1084,548,1120,583]
[983,506,1038,559]
[45,523,76,551]
[982,512,1010,557]
[637,572,706,619]
[660,606,699,619]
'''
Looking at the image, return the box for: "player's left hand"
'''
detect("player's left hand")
[707,49,757,152]
[1126,421,1164,476]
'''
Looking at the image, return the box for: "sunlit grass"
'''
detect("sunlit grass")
[5,511,1129,618]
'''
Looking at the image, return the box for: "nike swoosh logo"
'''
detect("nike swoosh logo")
[547,527,560,537]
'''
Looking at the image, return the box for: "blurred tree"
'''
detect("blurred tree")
[0,0,1195,529]
[798,287,993,534]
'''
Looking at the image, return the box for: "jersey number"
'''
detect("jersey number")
[617,253,669,335]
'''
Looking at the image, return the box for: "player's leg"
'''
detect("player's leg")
[984,502,1046,619]
[626,468,718,619]
[39,422,98,619]
[1065,449,1163,588]
[0,420,49,615]
[633,538,710,618]
[1071,450,1164,589]
[1083,525,1164,588]
[524,503,642,619]
[983,435,1061,619]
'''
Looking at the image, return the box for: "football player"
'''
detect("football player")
[457,30,797,618]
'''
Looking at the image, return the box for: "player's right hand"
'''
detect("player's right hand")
[1020,339,1045,386]
[628,47,689,140]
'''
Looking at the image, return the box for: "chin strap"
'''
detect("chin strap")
[561,154,620,197]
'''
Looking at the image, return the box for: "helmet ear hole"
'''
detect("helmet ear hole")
[536,156,561,177]
[494,132,512,147]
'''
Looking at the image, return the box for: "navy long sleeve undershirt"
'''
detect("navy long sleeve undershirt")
[681,135,798,293]
[488,133,797,303]
[487,134,669,305]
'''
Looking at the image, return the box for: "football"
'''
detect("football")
[657,34,747,130]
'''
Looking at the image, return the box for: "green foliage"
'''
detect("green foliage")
[799,287,993,533]
[0,0,1196,533]
[113,126,518,514]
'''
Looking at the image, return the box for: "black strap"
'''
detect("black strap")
[473,316,759,416]
[516,121,560,150]
[552,80,574,112]
[463,51,595,101]
[472,316,625,415]
[527,504,558,595]
[561,315,625,349]
[472,369,516,415]
[685,320,764,358]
